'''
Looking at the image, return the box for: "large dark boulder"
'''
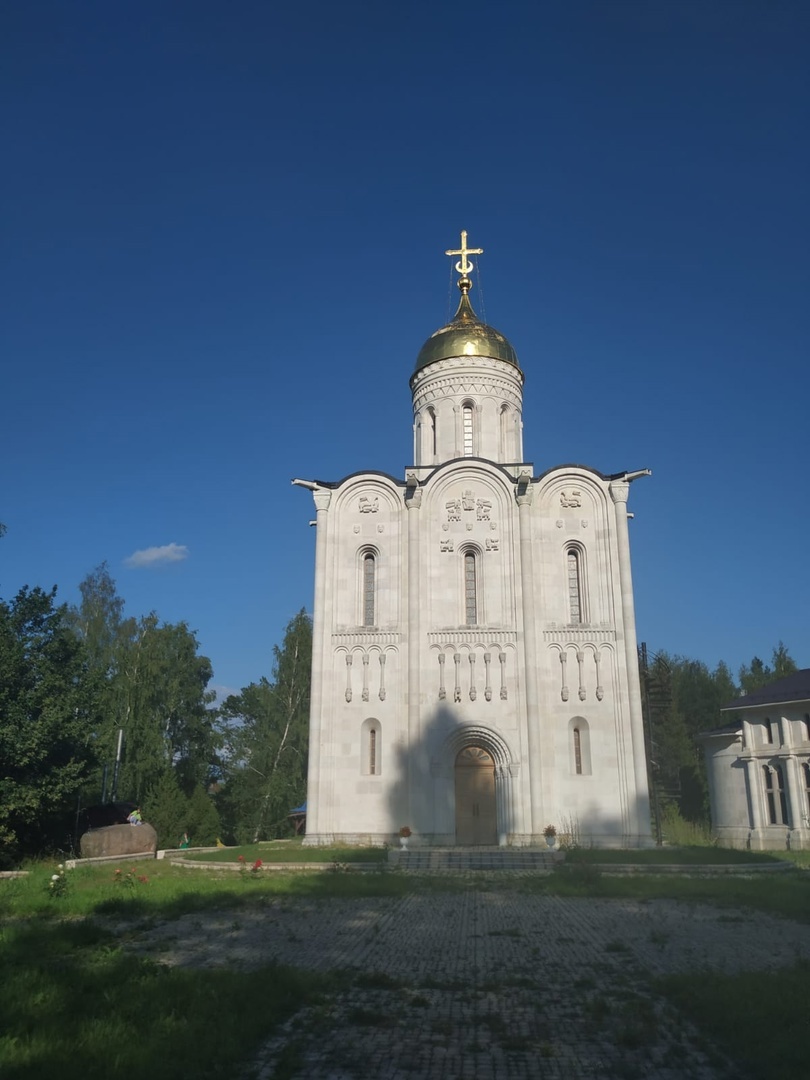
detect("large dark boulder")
[80,823,157,859]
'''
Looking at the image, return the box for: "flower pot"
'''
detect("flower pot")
[399,837,409,850]
[545,836,556,849]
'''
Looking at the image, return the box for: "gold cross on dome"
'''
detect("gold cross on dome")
[445,230,483,277]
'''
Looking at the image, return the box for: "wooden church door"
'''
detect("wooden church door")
[454,746,497,845]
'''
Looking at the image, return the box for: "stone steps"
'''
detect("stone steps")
[389,847,560,872]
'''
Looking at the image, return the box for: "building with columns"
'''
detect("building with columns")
[699,670,810,850]
[295,233,653,847]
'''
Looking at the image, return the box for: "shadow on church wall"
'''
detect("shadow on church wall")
[384,703,654,849]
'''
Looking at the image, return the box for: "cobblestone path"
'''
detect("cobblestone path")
[130,887,810,1079]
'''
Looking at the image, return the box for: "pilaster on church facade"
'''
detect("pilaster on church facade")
[296,233,654,848]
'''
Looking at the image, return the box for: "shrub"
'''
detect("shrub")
[660,804,714,847]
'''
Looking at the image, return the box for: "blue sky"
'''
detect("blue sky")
[2,1,808,697]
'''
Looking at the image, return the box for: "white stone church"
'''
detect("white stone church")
[295,234,653,847]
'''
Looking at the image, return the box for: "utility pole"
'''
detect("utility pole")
[110,728,124,802]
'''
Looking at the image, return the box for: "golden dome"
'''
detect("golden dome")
[414,279,520,372]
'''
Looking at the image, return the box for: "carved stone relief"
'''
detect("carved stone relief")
[447,490,496,521]
[442,488,501,553]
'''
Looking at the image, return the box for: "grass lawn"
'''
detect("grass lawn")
[3,858,809,1079]
[186,839,808,869]
[564,845,787,865]
[0,861,416,1080]
[186,840,387,864]
[0,916,340,1080]
[0,859,417,921]
[778,849,810,869]
[530,862,810,924]
[656,962,810,1080]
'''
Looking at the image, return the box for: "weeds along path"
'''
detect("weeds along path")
[120,887,810,1079]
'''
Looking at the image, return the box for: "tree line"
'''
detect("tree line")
[641,641,799,832]
[0,558,801,865]
[0,564,310,866]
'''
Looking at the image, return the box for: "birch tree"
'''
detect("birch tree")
[113,615,217,802]
[219,610,311,842]
[68,565,218,805]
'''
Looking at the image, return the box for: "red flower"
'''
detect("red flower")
[238,855,245,862]
[253,859,263,870]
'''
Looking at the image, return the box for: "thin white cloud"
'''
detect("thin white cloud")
[124,542,189,569]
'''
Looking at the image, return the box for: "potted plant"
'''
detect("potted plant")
[543,824,557,849]
[399,826,412,850]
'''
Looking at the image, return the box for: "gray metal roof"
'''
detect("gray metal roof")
[721,668,810,712]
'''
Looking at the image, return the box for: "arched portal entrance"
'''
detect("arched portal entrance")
[455,746,497,845]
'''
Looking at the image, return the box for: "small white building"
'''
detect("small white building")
[699,670,810,850]
[295,234,654,847]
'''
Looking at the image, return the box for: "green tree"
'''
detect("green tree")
[641,648,743,828]
[739,641,798,696]
[67,565,219,811]
[668,657,735,820]
[219,611,311,843]
[142,768,189,849]
[141,774,220,849]
[0,587,100,861]
[640,650,688,807]
[713,660,738,706]
[113,615,218,803]
[186,783,221,847]
[67,563,128,799]
[68,561,125,678]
